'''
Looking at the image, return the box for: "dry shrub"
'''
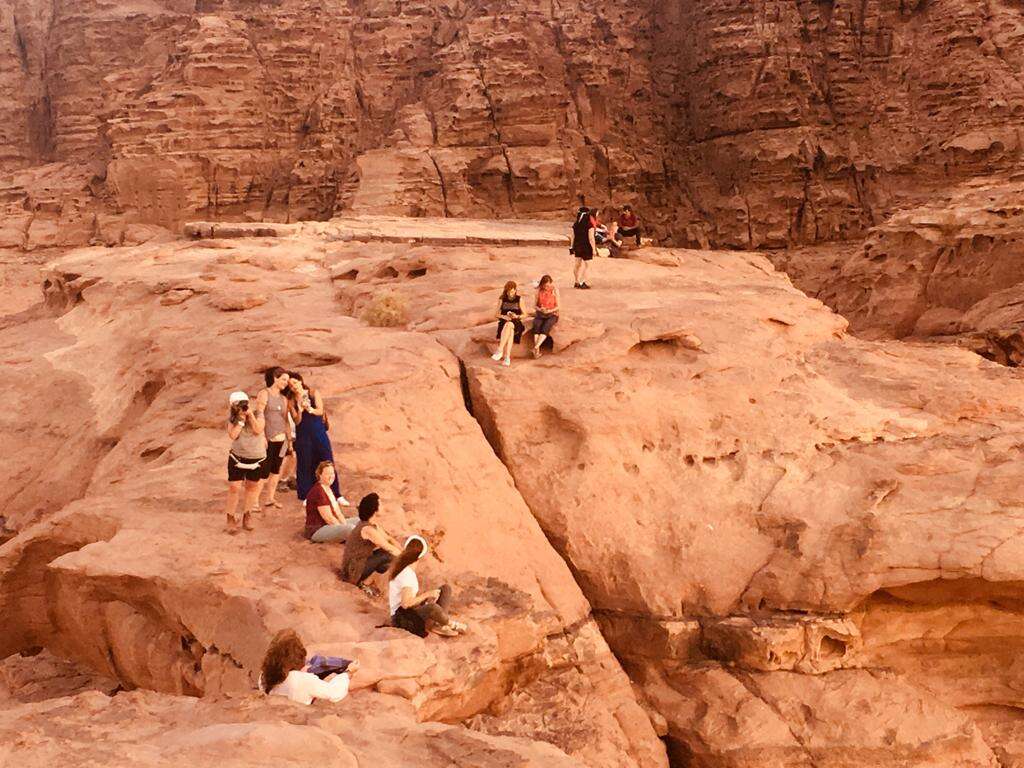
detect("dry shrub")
[362,291,408,327]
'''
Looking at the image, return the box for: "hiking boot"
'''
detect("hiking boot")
[242,511,255,531]
[225,513,240,534]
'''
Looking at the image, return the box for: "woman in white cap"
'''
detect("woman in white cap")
[225,390,266,533]
[387,535,466,637]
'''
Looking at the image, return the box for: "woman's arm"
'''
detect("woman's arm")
[227,416,244,440]
[309,671,351,703]
[588,228,597,252]
[248,406,265,436]
[496,298,507,320]
[363,525,403,556]
[551,288,560,313]
[307,389,325,416]
[317,504,342,526]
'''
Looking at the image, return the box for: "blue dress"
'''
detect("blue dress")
[294,409,340,500]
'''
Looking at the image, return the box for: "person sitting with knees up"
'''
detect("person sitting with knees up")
[225,390,266,533]
[617,205,642,247]
[304,461,356,543]
[341,493,403,597]
[388,535,466,638]
[531,275,560,359]
[491,281,524,367]
[261,628,359,705]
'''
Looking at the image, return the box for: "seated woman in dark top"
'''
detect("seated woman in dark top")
[491,281,524,367]
[304,462,356,542]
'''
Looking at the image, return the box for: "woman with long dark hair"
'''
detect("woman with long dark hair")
[388,536,465,638]
[490,280,524,367]
[531,275,560,359]
[287,371,342,503]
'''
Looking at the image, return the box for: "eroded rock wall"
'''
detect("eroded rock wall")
[4,0,1024,252]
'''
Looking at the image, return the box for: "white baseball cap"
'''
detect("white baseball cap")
[229,391,249,404]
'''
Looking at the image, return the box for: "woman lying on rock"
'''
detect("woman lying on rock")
[531,275,560,359]
[261,629,360,705]
[491,280,524,367]
[225,390,266,533]
[304,461,356,542]
[388,536,466,637]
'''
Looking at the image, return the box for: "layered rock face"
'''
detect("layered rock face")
[3,0,1024,254]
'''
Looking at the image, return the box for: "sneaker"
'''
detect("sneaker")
[573,282,581,289]
[359,583,380,599]
[580,283,592,290]
[432,624,459,637]
[338,495,351,506]
[491,351,503,361]
[531,346,540,359]
[449,620,468,633]
[502,357,511,367]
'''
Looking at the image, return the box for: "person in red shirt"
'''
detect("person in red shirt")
[617,205,642,246]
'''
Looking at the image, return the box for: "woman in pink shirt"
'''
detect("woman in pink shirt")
[531,275,560,359]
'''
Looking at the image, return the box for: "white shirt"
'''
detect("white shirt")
[269,669,350,705]
[389,566,419,616]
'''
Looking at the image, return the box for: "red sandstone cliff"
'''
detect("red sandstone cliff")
[4,0,1023,253]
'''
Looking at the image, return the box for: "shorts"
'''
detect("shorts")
[228,452,265,483]
[532,313,558,337]
[497,318,524,343]
[574,248,594,261]
[262,439,288,477]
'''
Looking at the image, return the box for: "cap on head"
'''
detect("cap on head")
[229,391,249,405]
[358,492,380,521]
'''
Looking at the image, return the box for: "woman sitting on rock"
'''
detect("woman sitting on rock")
[491,281,524,367]
[261,629,359,705]
[304,461,356,543]
[388,536,466,638]
[531,275,560,359]
[225,390,266,533]
[288,372,344,505]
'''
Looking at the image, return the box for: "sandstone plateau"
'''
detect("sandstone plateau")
[5,0,1024,765]
[0,216,1023,767]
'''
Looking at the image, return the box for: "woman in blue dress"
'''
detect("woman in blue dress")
[287,372,341,501]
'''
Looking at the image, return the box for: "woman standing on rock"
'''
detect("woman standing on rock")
[288,372,342,503]
[531,275,560,359]
[256,367,292,510]
[491,281,524,367]
[571,206,597,289]
[225,390,266,533]
[388,536,466,638]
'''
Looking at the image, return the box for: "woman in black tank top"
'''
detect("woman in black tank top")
[491,281,524,367]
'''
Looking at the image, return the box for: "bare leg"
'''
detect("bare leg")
[579,260,589,285]
[263,472,282,506]
[280,451,295,483]
[225,481,242,521]
[499,321,515,359]
[242,480,260,529]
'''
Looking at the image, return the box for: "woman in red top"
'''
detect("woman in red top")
[617,205,641,246]
[531,275,560,359]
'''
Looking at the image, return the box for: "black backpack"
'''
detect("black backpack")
[391,607,428,638]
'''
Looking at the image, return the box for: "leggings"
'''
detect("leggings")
[413,584,452,628]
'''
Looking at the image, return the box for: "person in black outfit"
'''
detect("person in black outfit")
[570,207,597,289]
[491,281,524,367]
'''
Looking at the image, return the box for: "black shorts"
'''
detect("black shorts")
[262,439,288,477]
[497,318,524,343]
[533,313,558,337]
[574,248,593,261]
[228,453,265,483]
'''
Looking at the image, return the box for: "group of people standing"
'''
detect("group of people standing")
[224,369,468,642]
[225,367,339,532]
